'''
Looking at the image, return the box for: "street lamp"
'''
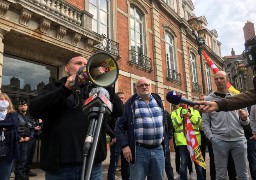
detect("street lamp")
[188,17,206,94]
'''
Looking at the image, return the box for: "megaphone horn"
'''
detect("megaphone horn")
[86,52,119,87]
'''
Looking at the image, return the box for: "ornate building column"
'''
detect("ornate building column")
[180,27,191,98]
[0,29,7,90]
[151,4,164,99]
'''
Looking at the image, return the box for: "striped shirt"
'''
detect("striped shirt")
[134,95,164,145]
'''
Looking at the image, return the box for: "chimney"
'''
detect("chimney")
[231,48,235,56]
[243,21,255,41]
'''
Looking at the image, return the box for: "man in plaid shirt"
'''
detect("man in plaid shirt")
[115,77,168,180]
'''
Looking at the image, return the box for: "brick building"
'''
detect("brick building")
[0,0,223,110]
[224,21,256,93]
[110,0,224,111]
[0,0,225,160]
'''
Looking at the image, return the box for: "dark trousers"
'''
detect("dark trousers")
[120,151,130,180]
[107,143,129,180]
[165,151,174,180]
[173,136,193,174]
[247,138,256,180]
[15,142,29,175]
[179,145,204,180]
[200,131,215,180]
[26,137,36,171]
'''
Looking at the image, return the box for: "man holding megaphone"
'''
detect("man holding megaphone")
[29,55,123,180]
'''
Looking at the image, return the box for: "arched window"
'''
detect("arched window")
[190,53,198,83]
[130,6,144,61]
[165,32,176,78]
[89,0,110,37]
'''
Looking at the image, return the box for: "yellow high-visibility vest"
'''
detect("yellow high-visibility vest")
[171,107,202,146]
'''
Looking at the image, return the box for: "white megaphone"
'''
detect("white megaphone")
[77,52,119,87]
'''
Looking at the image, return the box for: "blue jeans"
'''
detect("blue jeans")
[179,145,204,180]
[247,138,256,179]
[130,145,165,180]
[45,163,102,180]
[0,157,14,180]
[107,143,121,180]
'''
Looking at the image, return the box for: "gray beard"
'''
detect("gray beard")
[139,93,151,100]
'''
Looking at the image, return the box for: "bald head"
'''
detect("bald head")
[214,71,228,93]
[65,56,88,77]
[214,71,227,78]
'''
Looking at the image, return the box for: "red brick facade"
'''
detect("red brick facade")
[68,0,224,151]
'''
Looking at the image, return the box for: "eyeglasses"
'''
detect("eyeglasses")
[137,83,150,88]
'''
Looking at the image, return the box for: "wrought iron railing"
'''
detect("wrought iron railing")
[192,82,201,92]
[94,35,120,59]
[128,50,152,72]
[166,69,181,84]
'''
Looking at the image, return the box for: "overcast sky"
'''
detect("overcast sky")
[192,0,256,57]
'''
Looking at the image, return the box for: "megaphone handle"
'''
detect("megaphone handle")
[74,74,81,108]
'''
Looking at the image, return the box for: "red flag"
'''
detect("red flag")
[202,50,240,95]
[182,105,206,169]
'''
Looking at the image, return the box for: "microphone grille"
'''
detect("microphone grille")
[89,87,110,100]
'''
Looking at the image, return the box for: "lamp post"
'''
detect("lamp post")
[237,62,248,92]
[188,17,206,94]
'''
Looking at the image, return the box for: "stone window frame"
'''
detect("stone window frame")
[128,0,149,58]
[88,0,111,38]
[163,27,180,84]
[205,64,213,94]
[189,52,198,84]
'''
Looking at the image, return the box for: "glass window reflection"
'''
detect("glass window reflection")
[2,55,58,104]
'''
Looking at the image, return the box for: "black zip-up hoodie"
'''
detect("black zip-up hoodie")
[29,77,123,172]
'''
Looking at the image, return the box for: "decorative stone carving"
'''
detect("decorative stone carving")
[0,0,10,17]
[85,38,94,49]
[56,26,67,40]
[71,33,81,46]
[39,18,51,34]
[19,9,32,26]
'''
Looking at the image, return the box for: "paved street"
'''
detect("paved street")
[11,152,213,180]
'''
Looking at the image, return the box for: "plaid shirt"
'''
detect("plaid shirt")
[134,95,164,145]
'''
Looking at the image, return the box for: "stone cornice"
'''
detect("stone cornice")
[159,0,181,23]
[6,0,103,45]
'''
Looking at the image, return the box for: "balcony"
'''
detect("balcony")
[94,35,120,60]
[128,50,152,72]
[192,82,201,93]
[166,69,181,85]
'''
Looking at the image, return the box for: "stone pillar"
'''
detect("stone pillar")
[151,5,164,100]
[0,29,6,91]
[180,27,191,98]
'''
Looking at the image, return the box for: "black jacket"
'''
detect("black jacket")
[29,77,123,171]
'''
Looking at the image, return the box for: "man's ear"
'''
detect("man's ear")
[64,64,69,73]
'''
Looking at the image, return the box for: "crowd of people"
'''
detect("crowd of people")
[1,54,256,180]
[0,95,42,180]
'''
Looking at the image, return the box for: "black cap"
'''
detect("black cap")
[18,100,27,105]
